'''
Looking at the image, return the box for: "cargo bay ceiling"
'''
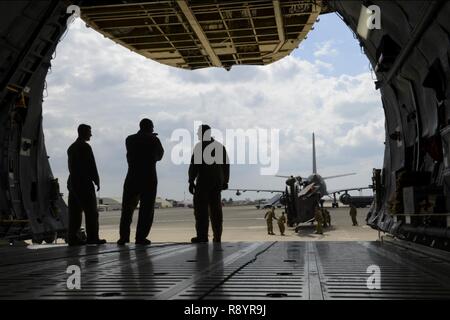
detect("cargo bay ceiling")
[78,0,328,70]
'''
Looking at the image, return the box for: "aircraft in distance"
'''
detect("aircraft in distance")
[233,189,284,209]
[255,194,284,209]
[228,133,374,227]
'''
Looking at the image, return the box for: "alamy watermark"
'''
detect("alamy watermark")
[66,5,81,27]
[171,121,280,175]
[364,5,382,30]
[366,265,381,290]
[66,265,81,290]
[357,4,382,39]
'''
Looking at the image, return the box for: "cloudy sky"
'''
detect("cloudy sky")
[43,13,385,201]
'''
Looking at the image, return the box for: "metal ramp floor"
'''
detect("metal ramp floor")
[1,241,450,299]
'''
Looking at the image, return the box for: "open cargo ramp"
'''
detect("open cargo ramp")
[1,240,450,299]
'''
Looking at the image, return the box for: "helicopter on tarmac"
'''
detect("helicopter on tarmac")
[228,133,374,227]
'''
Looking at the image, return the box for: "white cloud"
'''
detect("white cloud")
[314,59,334,71]
[335,119,385,148]
[43,20,385,200]
[314,40,339,58]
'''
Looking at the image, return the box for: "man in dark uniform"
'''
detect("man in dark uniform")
[349,204,358,226]
[314,202,324,235]
[264,206,276,235]
[189,124,229,243]
[277,211,286,236]
[67,124,106,246]
[118,119,164,245]
[322,208,331,227]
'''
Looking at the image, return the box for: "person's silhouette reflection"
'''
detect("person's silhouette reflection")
[192,243,225,299]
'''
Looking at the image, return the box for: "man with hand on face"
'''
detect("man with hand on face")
[118,119,164,246]
[189,124,229,243]
[67,124,105,246]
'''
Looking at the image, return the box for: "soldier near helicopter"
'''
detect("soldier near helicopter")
[322,208,331,227]
[314,202,324,235]
[349,204,358,226]
[264,206,276,235]
[278,211,286,236]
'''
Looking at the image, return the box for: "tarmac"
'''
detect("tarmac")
[97,205,379,243]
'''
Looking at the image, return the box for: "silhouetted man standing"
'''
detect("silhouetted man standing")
[67,124,105,246]
[189,124,229,243]
[118,119,164,245]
